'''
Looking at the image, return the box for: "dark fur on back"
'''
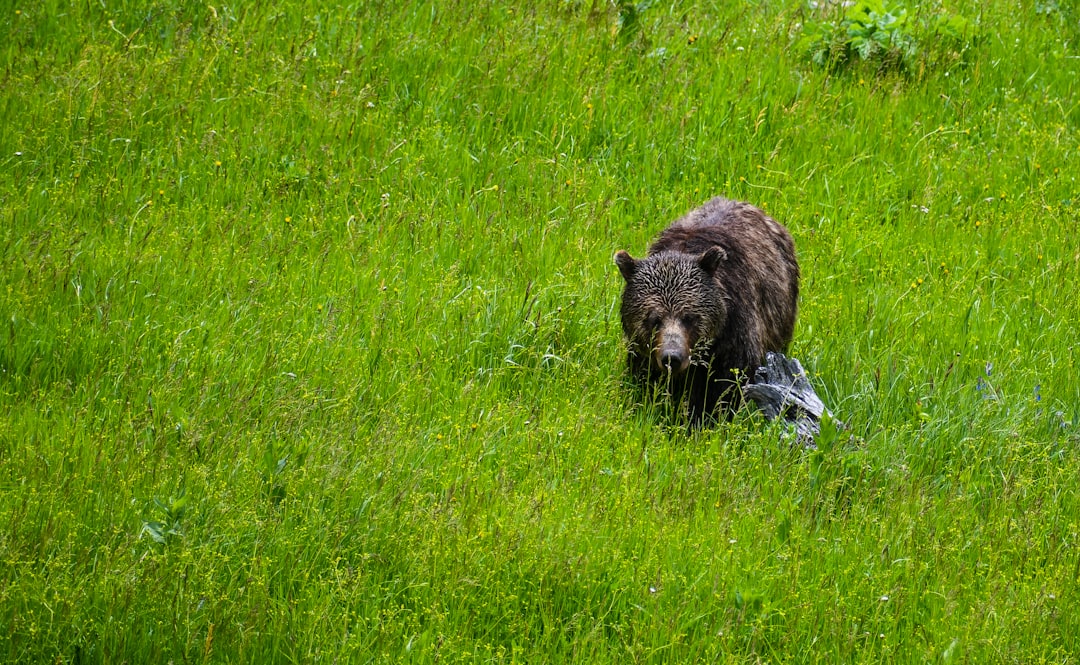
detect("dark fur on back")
[615,197,799,426]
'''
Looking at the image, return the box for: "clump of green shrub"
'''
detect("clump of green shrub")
[796,0,977,74]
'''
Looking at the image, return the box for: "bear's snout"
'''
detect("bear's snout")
[653,323,691,375]
[658,348,688,373]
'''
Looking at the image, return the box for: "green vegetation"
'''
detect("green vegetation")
[796,0,977,72]
[2,0,1079,662]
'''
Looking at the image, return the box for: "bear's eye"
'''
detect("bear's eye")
[680,313,699,328]
[644,314,661,329]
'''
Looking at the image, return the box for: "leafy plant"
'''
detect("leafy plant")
[260,438,305,509]
[139,490,188,546]
[616,0,656,43]
[931,12,976,44]
[797,0,976,73]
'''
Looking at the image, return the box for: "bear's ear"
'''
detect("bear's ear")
[699,246,727,275]
[614,250,637,282]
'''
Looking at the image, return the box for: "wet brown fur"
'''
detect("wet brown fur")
[615,197,799,426]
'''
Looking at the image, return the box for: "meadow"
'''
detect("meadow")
[2,0,1079,662]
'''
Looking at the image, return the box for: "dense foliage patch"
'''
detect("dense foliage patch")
[796,0,978,72]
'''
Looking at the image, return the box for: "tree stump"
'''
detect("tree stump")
[744,352,834,445]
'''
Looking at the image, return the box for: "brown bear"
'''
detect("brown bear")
[614,197,799,426]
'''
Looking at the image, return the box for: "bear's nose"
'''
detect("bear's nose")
[659,350,687,373]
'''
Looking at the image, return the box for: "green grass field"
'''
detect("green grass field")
[2,1,1079,662]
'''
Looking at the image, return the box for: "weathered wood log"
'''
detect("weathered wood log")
[744,352,834,445]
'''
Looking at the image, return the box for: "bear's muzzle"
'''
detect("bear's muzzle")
[653,322,692,375]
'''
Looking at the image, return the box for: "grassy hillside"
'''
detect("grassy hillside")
[2,1,1079,662]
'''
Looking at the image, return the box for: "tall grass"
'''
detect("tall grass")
[2,0,1079,661]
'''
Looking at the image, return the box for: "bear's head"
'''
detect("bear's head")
[614,247,728,377]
